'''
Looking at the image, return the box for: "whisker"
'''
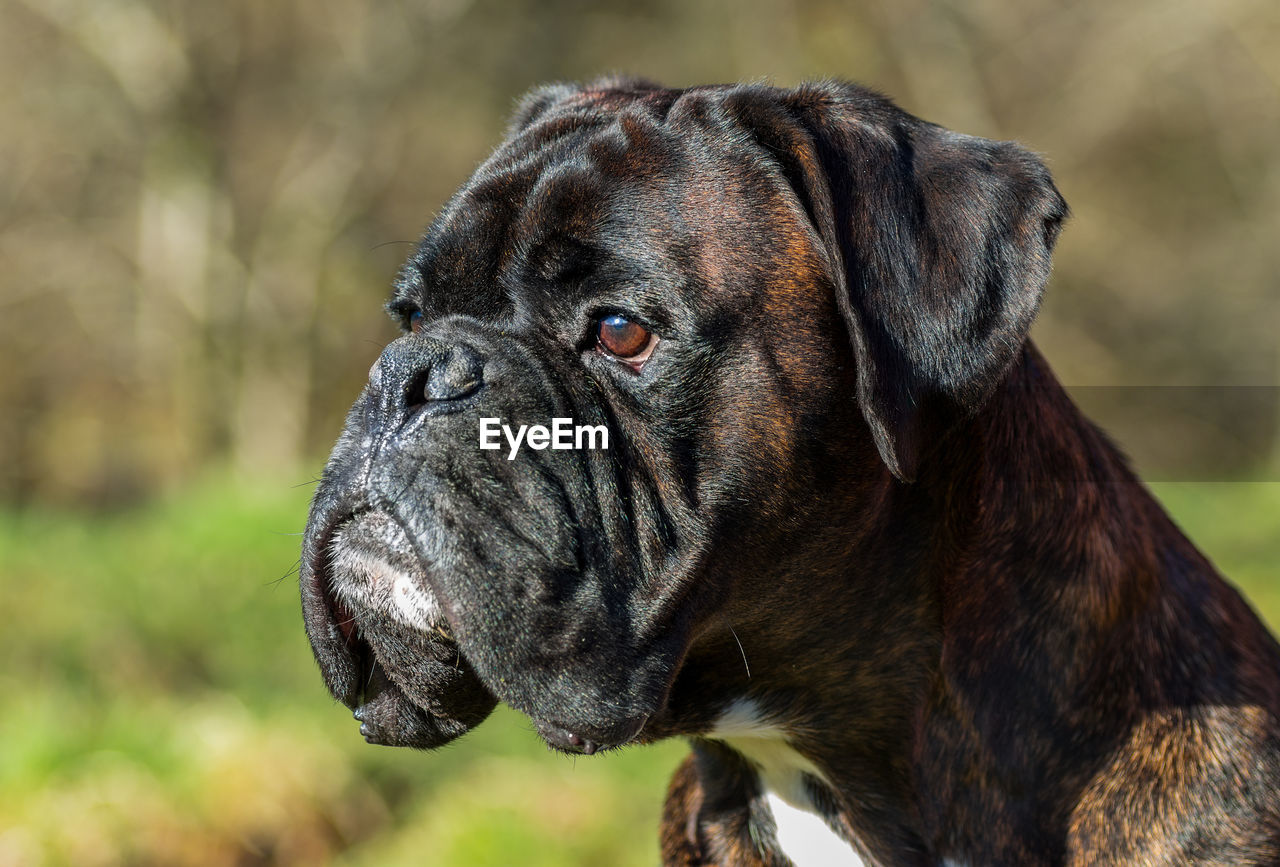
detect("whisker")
[729,625,751,680]
[266,559,303,587]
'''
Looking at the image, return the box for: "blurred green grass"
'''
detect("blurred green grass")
[1,476,1276,864]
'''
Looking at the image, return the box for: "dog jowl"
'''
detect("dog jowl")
[301,79,1280,865]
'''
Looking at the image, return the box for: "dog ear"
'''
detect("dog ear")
[726,82,1067,481]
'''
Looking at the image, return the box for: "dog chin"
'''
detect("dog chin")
[317,510,658,755]
[305,509,497,748]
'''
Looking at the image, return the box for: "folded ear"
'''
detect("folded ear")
[724,82,1067,481]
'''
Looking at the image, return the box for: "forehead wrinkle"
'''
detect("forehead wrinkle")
[492,99,693,266]
[457,115,610,249]
[408,96,717,326]
[414,147,567,319]
[590,109,682,178]
[502,149,639,303]
[511,110,608,154]
[521,155,611,235]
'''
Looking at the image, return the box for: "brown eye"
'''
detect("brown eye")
[409,310,425,334]
[596,314,655,364]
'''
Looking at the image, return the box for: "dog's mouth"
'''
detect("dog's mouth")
[303,501,671,756]
[301,509,497,749]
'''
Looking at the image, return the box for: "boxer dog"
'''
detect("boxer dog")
[300,78,1280,865]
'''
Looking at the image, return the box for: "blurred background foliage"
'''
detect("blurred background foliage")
[0,0,1277,864]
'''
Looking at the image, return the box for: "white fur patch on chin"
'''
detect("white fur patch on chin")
[388,566,440,626]
[709,698,865,867]
[328,527,440,631]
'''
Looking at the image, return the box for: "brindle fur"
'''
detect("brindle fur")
[301,78,1280,865]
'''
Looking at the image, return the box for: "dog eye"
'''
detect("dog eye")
[409,310,425,334]
[596,314,656,366]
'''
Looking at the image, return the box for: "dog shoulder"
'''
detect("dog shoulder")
[1067,705,1280,864]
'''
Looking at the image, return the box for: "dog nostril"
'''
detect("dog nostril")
[424,362,482,402]
[404,345,486,407]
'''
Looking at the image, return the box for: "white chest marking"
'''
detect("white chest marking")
[766,791,866,867]
[710,699,865,867]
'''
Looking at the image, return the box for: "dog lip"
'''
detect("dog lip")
[326,566,359,645]
[303,505,424,711]
[304,501,500,747]
[351,665,393,742]
[301,506,366,708]
[536,714,649,755]
[543,726,600,755]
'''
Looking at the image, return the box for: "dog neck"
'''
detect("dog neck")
[660,344,1251,865]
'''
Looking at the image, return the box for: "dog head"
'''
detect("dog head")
[300,78,1066,754]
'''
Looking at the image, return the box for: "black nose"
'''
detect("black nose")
[370,336,486,415]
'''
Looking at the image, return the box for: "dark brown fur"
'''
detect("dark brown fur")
[654,345,1280,865]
